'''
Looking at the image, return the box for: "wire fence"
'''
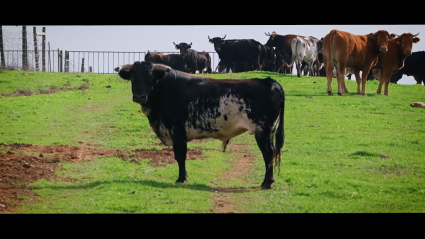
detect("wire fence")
[0,49,220,74]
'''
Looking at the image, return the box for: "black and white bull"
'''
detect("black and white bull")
[114,61,285,189]
[173,42,213,74]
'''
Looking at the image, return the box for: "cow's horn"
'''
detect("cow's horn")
[153,63,171,72]
[189,42,192,46]
[222,35,226,40]
[208,35,211,40]
[265,32,271,36]
[413,32,420,37]
[173,42,177,46]
[114,64,133,72]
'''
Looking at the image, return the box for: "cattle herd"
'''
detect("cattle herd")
[115,29,421,189]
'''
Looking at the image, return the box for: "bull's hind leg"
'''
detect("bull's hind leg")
[255,130,275,189]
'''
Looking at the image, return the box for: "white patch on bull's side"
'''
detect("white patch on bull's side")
[157,122,173,146]
[185,95,259,143]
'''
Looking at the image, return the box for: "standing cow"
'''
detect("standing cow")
[208,35,265,73]
[114,61,285,189]
[144,51,188,72]
[322,29,394,96]
[173,42,212,74]
[390,50,425,85]
[264,31,304,74]
[373,33,420,95]
[291,36,323,77]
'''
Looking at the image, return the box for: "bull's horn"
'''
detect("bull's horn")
[173,42,177,46]
[114,64,133,72]
[189,42,192,46]
[222,35,226,40]
[153,63,171,72]
[413,32,420,37]
[208,35,211,41]
[265,32,271,36]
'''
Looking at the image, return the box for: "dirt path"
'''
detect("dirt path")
[209,143,260,213]
[0,143,207,213]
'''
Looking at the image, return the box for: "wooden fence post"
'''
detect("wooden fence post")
[0,26,5,68]
[81,58,85,72]
[89,66,92,73]
[42,27,46,72]
[58,49,63,72]
[33,27,39,71]
[64,51,69,72]
[22,25,28,70]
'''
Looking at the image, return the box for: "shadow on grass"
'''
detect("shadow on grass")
[29,179,260,192]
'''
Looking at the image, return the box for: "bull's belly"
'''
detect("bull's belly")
[185,116,257,142]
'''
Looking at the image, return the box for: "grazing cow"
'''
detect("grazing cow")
[144,51,188,72]
[390,50,425,85]
[265,31,305,74]
[373,33,420,95]
[208,35,265,73]
[114,61,285,189]
[323,29,394,96]
[291,36,323,77]
[173,42,212,74]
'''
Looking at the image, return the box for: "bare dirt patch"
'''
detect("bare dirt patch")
[0,143,208,213]
[209,143,260,213]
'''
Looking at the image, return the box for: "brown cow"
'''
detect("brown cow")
[374,33,420,96]
[322,29,395,96]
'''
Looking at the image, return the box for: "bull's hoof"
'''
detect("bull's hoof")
[297,74,301,77]
[327,91,333,96]
[337,92,343,96]
[261,183,273,189]
[175,175,188,183]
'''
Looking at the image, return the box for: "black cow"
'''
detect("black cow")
[173,42,212,74]
[144,51,187,72]
[208,35,265,73]
[114,61,285,189]
[261,46,277,72]
[390,51,425,84]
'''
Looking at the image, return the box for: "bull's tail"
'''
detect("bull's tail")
[273,87,285,176]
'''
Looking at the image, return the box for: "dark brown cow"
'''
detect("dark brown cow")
[323,29,395,96]
[373,33,420,95]
[144,51,188,72]
[264,31,305,74]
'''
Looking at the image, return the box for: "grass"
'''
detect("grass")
[1,69,425,213]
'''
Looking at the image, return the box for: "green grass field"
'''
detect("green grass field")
[1,69,424,213]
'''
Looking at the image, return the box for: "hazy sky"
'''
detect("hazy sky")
[3,25,425,84]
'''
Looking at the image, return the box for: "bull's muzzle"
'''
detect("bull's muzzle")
[133,94,147,104]
[380,46,388,53]
[405,50,412,56]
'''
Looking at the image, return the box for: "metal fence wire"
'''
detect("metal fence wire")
[0,50,219,74]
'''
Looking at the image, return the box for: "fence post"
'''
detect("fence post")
[0,26,5,68]
[89,66,92,72]
[64,51,69,72]
[22,25,28,70]
[33,27,39,71]
[58,49,63,72]
[81,58,85,72]
[42,27,46,72]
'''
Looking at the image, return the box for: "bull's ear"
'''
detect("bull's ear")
[118,70,131,80]
[389,33,397,39]
[413,37,420,43]
[175,46,179,50]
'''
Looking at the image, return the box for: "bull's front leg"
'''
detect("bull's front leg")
[172,129,188,183]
